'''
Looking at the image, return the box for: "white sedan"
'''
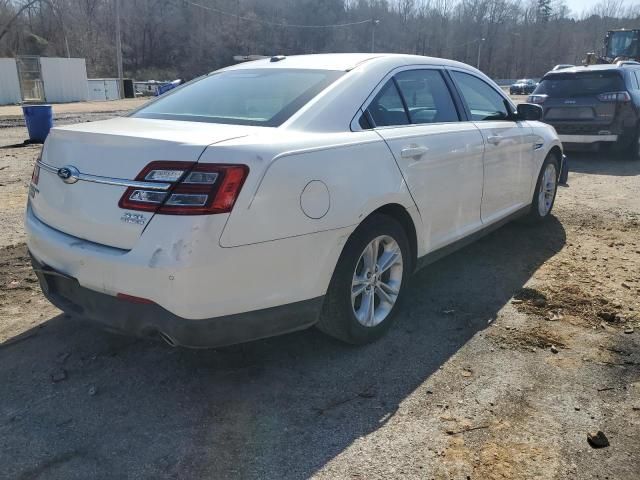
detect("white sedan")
[26,53,563,347]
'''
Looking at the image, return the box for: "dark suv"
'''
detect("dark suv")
[528,64,640,159]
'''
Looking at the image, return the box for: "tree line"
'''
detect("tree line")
[1,0,640,81]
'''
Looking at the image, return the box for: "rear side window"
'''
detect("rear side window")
[451,71,510,121]
[394,70,459,124]
[534,71,625,98]
[366,80,410,127]
[132,69,343,127]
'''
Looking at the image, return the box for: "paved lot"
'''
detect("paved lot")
[0,101,638,479]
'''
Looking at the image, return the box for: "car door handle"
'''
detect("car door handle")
[400,145,429,158]
[487,135,504,145]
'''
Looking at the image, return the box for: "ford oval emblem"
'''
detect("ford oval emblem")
[57,165,80,184]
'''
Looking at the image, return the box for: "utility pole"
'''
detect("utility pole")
[477,37,485,70]
[45,1,71,57]
[371,19,379,53]
[63,34,70,58]
[235,0,240,52]
[115,0,124,98]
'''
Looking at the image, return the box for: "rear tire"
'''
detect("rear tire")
[623,128,640,161]
[526,153,560,223]
[317,214,411,345]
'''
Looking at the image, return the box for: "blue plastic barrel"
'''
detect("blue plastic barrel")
[155,79,182,96]
[22,104,53,143]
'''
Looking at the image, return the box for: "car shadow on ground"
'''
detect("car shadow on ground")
[0,217,566,479]
[566,150,640,176]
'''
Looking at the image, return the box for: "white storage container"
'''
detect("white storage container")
[0,58,22,105]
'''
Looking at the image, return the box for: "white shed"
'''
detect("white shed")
[0,58,22,105]
[39,57,89,103]
[88,79,121,101]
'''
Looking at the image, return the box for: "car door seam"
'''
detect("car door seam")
[370,129,423,224]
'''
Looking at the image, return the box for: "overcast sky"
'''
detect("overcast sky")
[564,0,640,16]
[565,0,598,12]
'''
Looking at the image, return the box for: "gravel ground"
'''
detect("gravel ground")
[0,102,639,479]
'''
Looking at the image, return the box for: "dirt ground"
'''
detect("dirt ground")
[0,98,149,118]
[0,101,639,480]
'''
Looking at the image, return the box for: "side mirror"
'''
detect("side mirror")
[516,103,543,121]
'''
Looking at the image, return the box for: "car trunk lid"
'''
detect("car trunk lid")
[29,117,252,250]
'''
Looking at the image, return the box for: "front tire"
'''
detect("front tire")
[317,214,410,345]
[527,153,560,222]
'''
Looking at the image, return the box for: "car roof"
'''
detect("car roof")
[544,64,634,76]
[202,53,503,132]
[219,53,476,72]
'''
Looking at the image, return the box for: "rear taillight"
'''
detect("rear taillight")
[31,163,40,185]
[118,161,249,215]
[527,94,547,104]
[31,149,42,185]
[597,91,631,102]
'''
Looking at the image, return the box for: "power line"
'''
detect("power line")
[115,0,124,98]
[182,0,373,29]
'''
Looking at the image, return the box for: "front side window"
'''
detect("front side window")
[366,80,410,127]
[394,70,459,124]
[451,71,510,121]
[132,69,343,127]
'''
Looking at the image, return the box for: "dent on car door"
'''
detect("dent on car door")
[366,69,485,253]
[449,70,534,224]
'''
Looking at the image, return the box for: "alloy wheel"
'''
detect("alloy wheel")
[351,235,403,327]
[538,163,557,217]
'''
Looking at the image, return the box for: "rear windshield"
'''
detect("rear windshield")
[534,71,624,98]
[132,69,343,127]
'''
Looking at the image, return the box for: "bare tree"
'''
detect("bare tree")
[0,0,39,43]
[2,0,640,80]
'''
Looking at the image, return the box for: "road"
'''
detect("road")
[0,101,638,479]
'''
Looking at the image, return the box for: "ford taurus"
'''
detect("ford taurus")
[26,53,563,347]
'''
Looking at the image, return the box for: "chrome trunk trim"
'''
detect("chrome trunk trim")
[36,160,172,191]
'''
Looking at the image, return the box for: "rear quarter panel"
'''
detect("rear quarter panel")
[197,131,417,247]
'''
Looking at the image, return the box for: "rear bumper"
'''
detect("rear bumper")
[559,134,618,144]
[25,204,350,320]
[31,254,323,348]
